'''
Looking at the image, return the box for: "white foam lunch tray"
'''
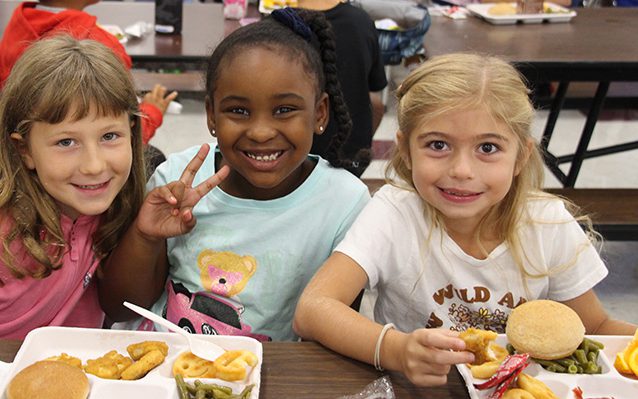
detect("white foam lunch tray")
[457,334,638,399]
[466,2,576,25]
[0,326,262,399]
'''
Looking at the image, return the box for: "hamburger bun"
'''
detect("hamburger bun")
[6,360,90,399]
[506,300,585,360]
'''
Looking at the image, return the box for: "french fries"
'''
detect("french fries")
[47,340,168,381]
[127,340,169,360]
[120,349,166,380]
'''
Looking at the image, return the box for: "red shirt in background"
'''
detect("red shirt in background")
[0,2,162,144]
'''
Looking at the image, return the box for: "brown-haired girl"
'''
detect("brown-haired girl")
[0,35,146,339]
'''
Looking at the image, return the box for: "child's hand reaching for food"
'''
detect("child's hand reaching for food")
[136,144,229,240]
[397,328,474,386]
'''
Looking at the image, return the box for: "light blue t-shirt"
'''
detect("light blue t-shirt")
[145,144,370,341]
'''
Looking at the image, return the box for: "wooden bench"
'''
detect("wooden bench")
[362,179,638,241]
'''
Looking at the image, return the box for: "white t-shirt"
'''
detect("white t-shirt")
[336,185,608,333]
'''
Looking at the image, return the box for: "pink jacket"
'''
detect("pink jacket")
[0,214,104,339]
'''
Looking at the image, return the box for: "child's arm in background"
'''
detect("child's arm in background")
[98,144,229,321]
[293,252,473,386]
[563,289,637,335]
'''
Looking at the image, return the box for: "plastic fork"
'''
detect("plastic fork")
[123,301,225,361]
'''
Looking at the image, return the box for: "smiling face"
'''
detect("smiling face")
[400,106,524,234]
[207,47,328,200]
[13,105,133,220]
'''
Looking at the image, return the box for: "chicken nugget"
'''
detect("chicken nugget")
[459,328,498,365]
[120,349,165,380]
[45,353,83,369]
[127,340,169,361]
[84,350,133,379]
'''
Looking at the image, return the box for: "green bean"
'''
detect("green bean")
[567,364,579,374]
[195,387,207,399]
[534,358,565,372]
[573,349,588,365]
[556,358,576,367]
[587,350,599,363]
[196,383,233,395]
[533,359,554,368]
[506,343,516,355]
[235,384,255,399]
[175,375,191,399]
[584,337,605,350]
[584,361,600,374]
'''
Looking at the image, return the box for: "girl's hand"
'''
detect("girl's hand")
[399,328,474,386]
[136,144,229,240]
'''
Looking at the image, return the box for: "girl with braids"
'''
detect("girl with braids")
[101,8,370,341]
[294,53,635,385]
[0,35,146,339]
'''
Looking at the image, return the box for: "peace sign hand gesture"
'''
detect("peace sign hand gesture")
[136,144,229,240]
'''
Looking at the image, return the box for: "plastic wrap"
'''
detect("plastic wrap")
[337,376,396,399]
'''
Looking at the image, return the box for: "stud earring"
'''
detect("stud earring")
[319,126,324,132]
[211,128,216,137]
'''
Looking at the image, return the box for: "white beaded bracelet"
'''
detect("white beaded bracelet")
[373,323,395,371]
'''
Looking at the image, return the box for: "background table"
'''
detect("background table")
[0,339,471,398]
[0,1,238,69]
[424,8,638,187]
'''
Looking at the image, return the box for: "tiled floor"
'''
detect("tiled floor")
[149,64,638,326]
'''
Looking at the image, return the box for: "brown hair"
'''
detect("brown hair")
[0,35,146,279]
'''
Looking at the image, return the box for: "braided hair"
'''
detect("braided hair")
[205,8,357,171]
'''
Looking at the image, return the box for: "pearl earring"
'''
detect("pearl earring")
[211,129,216,137]
[319,126,324,132]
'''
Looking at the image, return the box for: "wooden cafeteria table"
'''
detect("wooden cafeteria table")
[424,8,638,187]
[0,339,470,398]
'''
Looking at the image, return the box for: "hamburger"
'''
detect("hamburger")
[505,300,585,360]
[6,360,90,399]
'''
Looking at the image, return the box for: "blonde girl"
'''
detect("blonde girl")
[293,53,636,386]
[0,35,146,339]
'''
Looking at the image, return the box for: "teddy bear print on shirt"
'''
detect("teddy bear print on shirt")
[163,249,270,341]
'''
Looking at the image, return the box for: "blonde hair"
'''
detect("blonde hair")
[0,35,146,279]
[386,53,595,285]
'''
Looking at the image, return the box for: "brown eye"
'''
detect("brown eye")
[428,140,447,151]
[479,143,499,154]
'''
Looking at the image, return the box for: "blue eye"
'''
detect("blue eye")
[57,138,74,147]
[103,132,118,141]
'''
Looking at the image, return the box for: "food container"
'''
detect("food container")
[458,334,638,399]
[0,327,262,399]
[466,2,576,24]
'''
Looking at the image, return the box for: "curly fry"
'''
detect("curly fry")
[213,350,258,382]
